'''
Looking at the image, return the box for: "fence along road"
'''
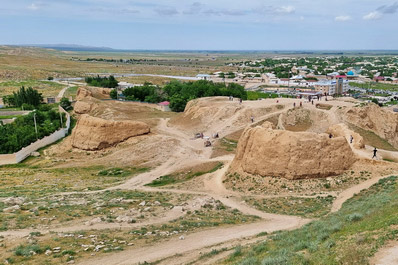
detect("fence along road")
[0,106,70,166]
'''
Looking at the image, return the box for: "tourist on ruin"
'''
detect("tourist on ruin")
[373,148,378,159]
[350,135,353,144]
[251,116,254,123]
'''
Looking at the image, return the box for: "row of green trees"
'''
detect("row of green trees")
[0,109,66,154]
[111,80,247,112]
[3,86,43,108]
[85,75,118,88]
[122,83,166,103]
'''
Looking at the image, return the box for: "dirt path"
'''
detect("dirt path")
[370,242,398,265]
[55,81,74,98]
[331,172,394,212]
[6,99,394,264]
[74,157,310,265]
[77,219,306,265]
[0,202,189,239]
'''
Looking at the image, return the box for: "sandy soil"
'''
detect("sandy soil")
[371,242,398,265]
[5,96,398,265]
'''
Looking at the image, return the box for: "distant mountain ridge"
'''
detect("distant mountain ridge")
[17,44,115,52]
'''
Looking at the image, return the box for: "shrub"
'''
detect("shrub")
[60,97,72,110]
[14,244,48,257]
[346,213,363,222]
[85,75,118,88]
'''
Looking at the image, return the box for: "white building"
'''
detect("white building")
[196,74,212,81]
[314,79,349,95]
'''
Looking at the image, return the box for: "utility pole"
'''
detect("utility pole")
[59,111,63,128]
[33,112,38,140]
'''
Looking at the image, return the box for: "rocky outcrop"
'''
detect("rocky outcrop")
[71,115,150,150]
[343,103,398,148]
[74,101,97,114]
[230,122,356,180]
[327,123,365,149]
[76,87,92,101]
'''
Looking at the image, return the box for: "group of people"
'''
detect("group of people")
[195,132,220,147]
[340,134,378,159]
[228,96,243,104]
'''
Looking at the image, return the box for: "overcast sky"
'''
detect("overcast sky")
[1,0,398,50]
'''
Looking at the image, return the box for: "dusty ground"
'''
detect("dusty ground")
[2,93,398,265]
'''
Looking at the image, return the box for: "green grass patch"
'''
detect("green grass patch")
[223,176,398,265]
[146,162,224,187]
[348,123,397,151]
[64,86,78,99]
[349,82,398,91]
[0,115,19,119]
[220,138,238,152]
[245,195,335,218]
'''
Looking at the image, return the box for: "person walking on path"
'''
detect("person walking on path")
[250,116,254,123]
[372,147,378,159]
[293,102,296,108]
[350,135,353,144]
[300,102,302,107]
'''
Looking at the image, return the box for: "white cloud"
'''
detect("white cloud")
[28,3,39,11]
[155,7,178,16]
[335,15,351,22]
[275,6,295,14]
[363,11,382,20]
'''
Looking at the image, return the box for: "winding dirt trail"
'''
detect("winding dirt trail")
[78,219,307,265]
[370,242,398,265]
[5,99,396,265]
[73,116,312,265]
[331,172,394,212]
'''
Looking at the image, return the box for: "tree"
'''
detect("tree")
[3,95,15,107]
[12,87,43,107]
[110,89,118,99]
[169,94,187,112]
[60,97,72,110]
[85,75,119,88]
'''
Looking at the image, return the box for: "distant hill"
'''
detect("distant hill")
[17,44,115,52]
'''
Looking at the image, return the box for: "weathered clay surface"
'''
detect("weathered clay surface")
[71,114,150,150]
[230,122,356,179]
[343,103,398,148]
[327,123,365,150]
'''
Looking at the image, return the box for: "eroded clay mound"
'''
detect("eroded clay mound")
[172,97,284,133]
[74,100,98,114]
[71,114,150,150]
[327,123,365,150]
[76,87,93,101]
[281,108,331,133]
[343,103,398,148]
[230,122,356,179]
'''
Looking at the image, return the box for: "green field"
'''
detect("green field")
[63,86,78,99]
[350,82,398,91]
